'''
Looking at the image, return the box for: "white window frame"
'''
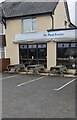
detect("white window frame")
[0,46,5,59]
[22,18,36,33]
[0,23,5,34]
[0,23,3,34]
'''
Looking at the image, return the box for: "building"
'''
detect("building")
[0,0,77,70]
[0,6,6,59]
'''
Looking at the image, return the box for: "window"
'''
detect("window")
[0,23,3,34]
[57,42,77,68]
[0,47,5,58]
[20,45,27,49]
[19,43,47,67]
[57,43,69,58]
[29,44,36,49]
[23,18,36,33]
[38,44,46,48]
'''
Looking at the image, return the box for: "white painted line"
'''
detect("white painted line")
[54,78,77,91]
[17,76,47,87]
[0,74,19,81]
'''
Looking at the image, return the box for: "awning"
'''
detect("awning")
[14,28,77,43]
[0,35,6,46]
[14,32,51,43]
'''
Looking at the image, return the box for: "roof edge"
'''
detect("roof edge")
[52,1,59,15]
[47,27,77,32]
[4,12,53,20]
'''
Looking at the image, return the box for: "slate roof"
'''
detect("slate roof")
[1,2,58,19]
[0,1,76,27]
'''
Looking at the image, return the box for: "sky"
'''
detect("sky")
[0,0,5,3]
[0,0,77,26]
[66,0,77,26]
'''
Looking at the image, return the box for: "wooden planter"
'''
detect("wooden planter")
[0,58,10,72]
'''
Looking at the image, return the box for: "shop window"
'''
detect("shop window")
[19,43,47,67]
[57,43,69,58]
[20,45,27,49]
[23,18,36,33]
[38,44,46,48]
[19,45,27,59]
[38,44,47,59]
[28,44,36,49]
[57,42,77,69]
[28,44,37,60]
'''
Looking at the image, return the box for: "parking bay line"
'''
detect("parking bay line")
[0,74,19,81]
[54,78,77,91]
[17,76,47,87]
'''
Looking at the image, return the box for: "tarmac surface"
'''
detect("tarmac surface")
[1,72,77,118]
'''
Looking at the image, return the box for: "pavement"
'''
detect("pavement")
[1,72,77,119]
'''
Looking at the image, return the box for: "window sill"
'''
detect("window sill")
[22,31,37,34]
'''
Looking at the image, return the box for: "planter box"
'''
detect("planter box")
[0,58,10,72]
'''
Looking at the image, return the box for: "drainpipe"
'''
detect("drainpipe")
[2,9,6,29]
[51,15,54,29]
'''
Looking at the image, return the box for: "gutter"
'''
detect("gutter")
[69,22,77,28]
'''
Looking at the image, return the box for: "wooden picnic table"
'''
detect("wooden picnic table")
[49,65,67,76]
[27,64,45,73]
[6,64,25,72]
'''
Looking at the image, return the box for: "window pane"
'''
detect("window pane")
[71,43,77,47]
[32,22,36,31]
[0,23,2,34]
[58,44,62,48]
[63,43,69,48]
[23,18,36,32]
[0,47,5,58]
[32,18,36,31]
[29,44,36,48]
[38,44,46,48]
[20,45,27,49]
[23,19,31,32]
[58,43,69,48]
[38,48,47,59]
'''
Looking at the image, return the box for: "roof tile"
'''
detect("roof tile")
[1,2,58,18]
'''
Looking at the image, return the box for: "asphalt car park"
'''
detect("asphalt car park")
[1,72,77,118]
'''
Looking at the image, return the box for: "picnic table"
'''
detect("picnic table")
[26,64,45,74]
[6,64,25,72]
[49,65,67,76]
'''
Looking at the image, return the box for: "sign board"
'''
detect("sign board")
[15,29,77,43]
